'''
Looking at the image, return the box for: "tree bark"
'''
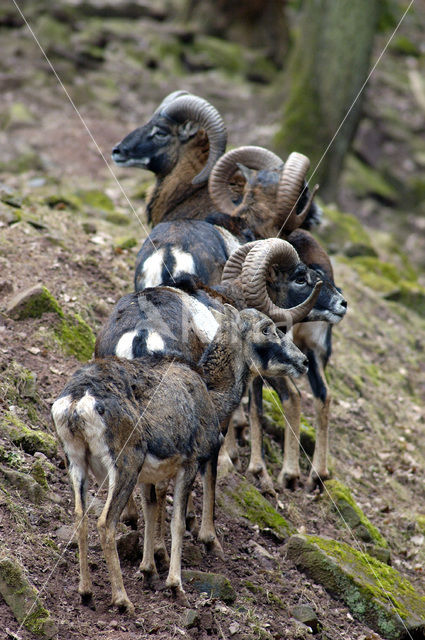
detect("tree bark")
[274,0,379,200]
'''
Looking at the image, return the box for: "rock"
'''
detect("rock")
[287,534,425,640]
[365,545,392,566]
[6,285,62,320]
[31,459,49,489]
[182,570,236,604]
[0,556,57,638]
[54,525,78,549]
[0,412,57,458]
[219,476,295,542]
[291,604,319,634]
[117,531,141,562]
[0,102,34,130]
[182,609,199,629]
[0,464,45,504]
[229,621,240,635]
[324,479,388,548]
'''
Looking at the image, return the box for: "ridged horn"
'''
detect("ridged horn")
[154,90,192,113]
[160,95,227,185]
[209,146,283,215]
[276,152,311,233]
[221,241,258,285]
[240,238,323,326]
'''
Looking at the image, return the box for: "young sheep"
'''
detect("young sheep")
[52,305,308,614]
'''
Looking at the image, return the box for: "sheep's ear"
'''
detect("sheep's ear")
[236,162,254,183]
[178,121,199,141]
[210,308,224,324]
[223,303,240,324]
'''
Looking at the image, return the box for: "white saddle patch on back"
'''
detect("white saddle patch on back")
[171,247,195,277]
[146,331,165,353]
[214,225,241,256]
[115,330,138,359]
[141,248,165,288]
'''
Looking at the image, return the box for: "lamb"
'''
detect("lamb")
[52,304,309,614]
[111,91,227,226]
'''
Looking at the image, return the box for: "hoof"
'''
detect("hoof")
[80,591,94,608]
[168,585,189,607]
[249,466,276,497]
[113,597,135,616]
[277,471,300,491]
[306,470,329,493]
[199,533,224,558]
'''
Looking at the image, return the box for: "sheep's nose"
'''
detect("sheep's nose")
[341,299,347,309]
[302,357,308,368]
[112,144,123,156]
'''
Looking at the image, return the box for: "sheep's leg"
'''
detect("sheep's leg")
[97,465,139,615]
[166,464,197,604]
[121,492,138,530]
[69,462,92,604]
[198,455,223,557]
[153,480,170,569]
[306,350,331,491]
[247,378,275,496]
[218,416,235,476]
[276,377,302,490]
[226,403,247,463]
[140,483,158,581]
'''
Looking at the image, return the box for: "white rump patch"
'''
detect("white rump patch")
[146,331,165,353]
[213,225,241,256]
[185,296,219,342]
[115,330,138,359]
[171,248,195,278]
[141,248,165,288]
[51,394,72,433]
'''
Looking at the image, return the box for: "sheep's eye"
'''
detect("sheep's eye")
[295,277,306,285]
[155,130,168,139]
[262,325,271,336]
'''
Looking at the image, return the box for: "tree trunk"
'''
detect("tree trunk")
[274,0,379,200]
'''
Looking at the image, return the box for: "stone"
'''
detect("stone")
[117,531,141,562]
[0,412,57,458]
[287,534,425,640]
[6,285,62,320]
[54,525,78,549]
[291,604,319,633]
[182,609,199,629]
[0,556,57,638]
[0,464,45,504]
[182,570,236,604]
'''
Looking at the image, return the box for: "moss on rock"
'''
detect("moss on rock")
[262,388,316,456]
[54,312,95,361]
[75,188,114,212]
[6,285,62,320]
[0,464,45,504]
[0,411,57,458]
[324,479,388,548]
[31,459,49,490]
[182,570,236,604]
[287,534,425,639]
[317,205,376,257]
[0,555,57,638]
[343,155,398,203]
[222,477,295,540]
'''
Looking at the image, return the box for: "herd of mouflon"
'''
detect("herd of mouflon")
[52,90,348,614]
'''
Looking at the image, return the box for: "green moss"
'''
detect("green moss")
[54,313,95,361]
[416,515,425,535]
[317,205,376,257]
[231,479,295,539]
[288,534,425,638]
[390,35,420,57]
[0,412,57,459]
[324,479,388,548]
[75,188,114,212]
[11,286,63,320]
[344,256,425,317]
[115,236,137,250]
[344,155,398,203]
[44,194,81,211]
[262,388,316,456]
[191,36,246,75]
[31,460,49,490]
[0,102,34,130]
[105,211,130,225]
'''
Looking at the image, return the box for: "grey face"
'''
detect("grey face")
[239,309,308,379]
